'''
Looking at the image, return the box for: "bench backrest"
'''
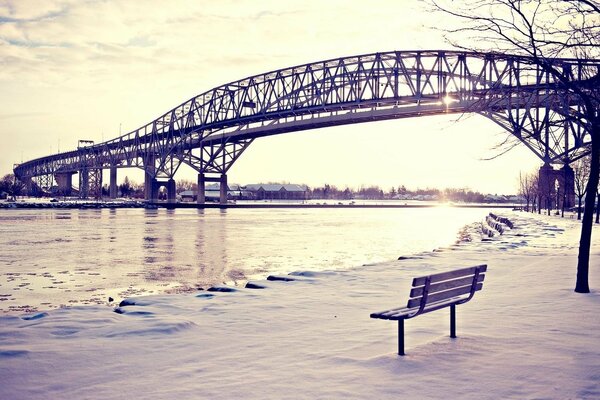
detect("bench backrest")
[407,264,487,312]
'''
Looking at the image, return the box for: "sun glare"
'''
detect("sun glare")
[443,95,457,105]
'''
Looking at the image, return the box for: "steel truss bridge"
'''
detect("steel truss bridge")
[13,50,600,204]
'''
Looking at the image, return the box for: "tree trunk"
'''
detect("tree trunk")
[596,192,600,224]
[576,123,600,293]
[578,196,583,220]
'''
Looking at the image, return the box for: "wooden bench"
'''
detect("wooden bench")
[370,264,487,355]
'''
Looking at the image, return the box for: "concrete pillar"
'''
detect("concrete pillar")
[150,179,160,203]
[55,172,73,197]
[559,165,575,209]
[219,174,228,205]
[167,178,177,204]
[145,171,153,201]
[25,179,33,196]
[109,166,118,199]
[79,169,89,199]
[144,153,155,201]
[197,173,206,204]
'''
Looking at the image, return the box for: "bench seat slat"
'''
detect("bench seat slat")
[412,264,487,286]
[370,307,420,320]
[371,296,470,320]
[410,274,485,298]
[407,282,483,308]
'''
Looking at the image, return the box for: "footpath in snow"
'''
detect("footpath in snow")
[1,211,599,399]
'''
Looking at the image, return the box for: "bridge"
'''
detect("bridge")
[13,50,600,204]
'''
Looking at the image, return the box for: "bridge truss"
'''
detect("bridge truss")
[13,50,600,202]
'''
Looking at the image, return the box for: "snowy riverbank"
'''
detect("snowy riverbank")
[1,211,599,399]
[0,199,147,209]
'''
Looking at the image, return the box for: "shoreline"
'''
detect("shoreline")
[0,199,521,210]
[157,202,520,209]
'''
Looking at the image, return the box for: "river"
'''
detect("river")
[0,205,501,314]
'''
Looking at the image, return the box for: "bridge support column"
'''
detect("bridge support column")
[25,179,34,197]
[144,153,156,202]
[539,164,557,214]
[197,173,206,204]
[145,171,154,201]
[55,172,74,197]
[109,166,118,199]
[538,164,575,213]
[167,178,177,204]
[220,174,228,205]
[148,178,160,203]
[79,170,90,199]
[558,165,575,210]
[79,169,102,200]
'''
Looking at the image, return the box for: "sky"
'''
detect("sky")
[0,0,543,194]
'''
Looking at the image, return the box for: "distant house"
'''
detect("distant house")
[226,184,253,200]
[484,194,507,202]
[506,195,525,203]
[179,190,196,202]
[245,184,308,200]
[178,184,253,201]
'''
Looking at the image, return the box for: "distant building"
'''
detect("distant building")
[177,184,253,201]
[244,184,308,200]
[179,190,196,202]
[482,194,523,203]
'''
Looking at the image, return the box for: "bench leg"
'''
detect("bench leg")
[450,304,456,338]
[398,319,405,356]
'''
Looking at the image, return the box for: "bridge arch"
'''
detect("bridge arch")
[14,50,599,203]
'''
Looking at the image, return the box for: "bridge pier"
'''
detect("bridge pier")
[145,171,154,201]
[197,173,206,204]
[146,178,177,203]
[167,178,176,204]
[25,179,33,197]
[79,170,89,199]
[539,164,556,213]
[196,173,227,205]
[538,164,575,213]
[109,166,118,199]
[219,174,228,205]
[55,172,74,197]
[558,164,575,209]
[147,178,159,203]
[144,153,156,202]
[79,168,102,200]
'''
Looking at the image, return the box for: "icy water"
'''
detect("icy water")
[0,206,497,314]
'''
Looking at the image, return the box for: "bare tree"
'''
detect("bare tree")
[118,176,131,198]
[518,170,539,211]
[538,167,556,216]
[0,174,25,200]
[574,156,591,219]
[531,171,539,213]
[432,0,600,293]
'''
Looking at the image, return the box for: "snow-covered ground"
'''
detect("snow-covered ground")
[1,211,599,399]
